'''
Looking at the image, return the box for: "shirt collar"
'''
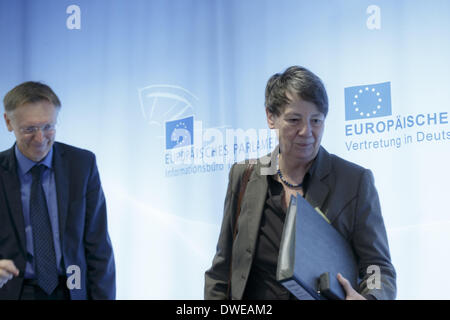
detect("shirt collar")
[15,144,53,176]
[272,148,320,178]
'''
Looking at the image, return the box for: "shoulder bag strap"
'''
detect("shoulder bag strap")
[227,163,254,299]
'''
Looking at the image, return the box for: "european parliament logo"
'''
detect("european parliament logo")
[138,85,197,127]
[345,82,392,121]
[165,116,194,149]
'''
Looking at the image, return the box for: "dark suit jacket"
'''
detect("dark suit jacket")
[0,142,116,300]
[205,146,396,300]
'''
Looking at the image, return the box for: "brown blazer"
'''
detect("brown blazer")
[204,146,396,300]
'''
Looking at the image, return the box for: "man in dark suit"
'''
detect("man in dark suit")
[0,81,115,300]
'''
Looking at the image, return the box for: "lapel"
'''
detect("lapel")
[305,146,336,222]
[241,161,269,251]
[0,145,27,255]
[52,143,70,242]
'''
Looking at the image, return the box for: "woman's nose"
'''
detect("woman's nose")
[298,121,312,136]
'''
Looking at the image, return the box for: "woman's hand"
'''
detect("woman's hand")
[337,273,366,300]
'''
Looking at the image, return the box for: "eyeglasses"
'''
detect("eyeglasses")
[19,124,56,135]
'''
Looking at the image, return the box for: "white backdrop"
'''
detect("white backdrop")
[0,0,449,299]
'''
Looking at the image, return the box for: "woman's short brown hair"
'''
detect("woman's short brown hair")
[265,66,328,117]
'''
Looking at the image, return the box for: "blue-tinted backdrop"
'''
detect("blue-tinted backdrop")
[1,0,449,299]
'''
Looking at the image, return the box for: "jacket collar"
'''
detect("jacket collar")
[304,146,336,222]
[52,142,70,242]
[0,144,27,256]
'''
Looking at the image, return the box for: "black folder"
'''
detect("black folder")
[276,194,358,300]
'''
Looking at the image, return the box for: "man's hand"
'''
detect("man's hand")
[337,273,366,300]
[0,260,19,288]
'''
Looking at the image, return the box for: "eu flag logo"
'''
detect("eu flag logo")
[165,116,194,150]
[344,82,392,121]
